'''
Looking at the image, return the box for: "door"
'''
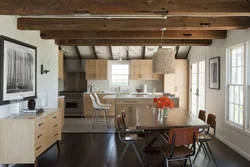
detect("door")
[97,60,108,80]
[131,60,141,80]
[141,60,152,80]
[86,60,96,80]
[189,58,206,115]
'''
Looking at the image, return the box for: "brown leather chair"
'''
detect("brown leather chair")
[116,115,145,166]
[193,114,218,167]
[160,128,198,167]
[198,110,206,121]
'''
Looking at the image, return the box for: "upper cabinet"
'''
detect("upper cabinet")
[86,60,108,80]
[131,60,160,80]
[58,50,64,80]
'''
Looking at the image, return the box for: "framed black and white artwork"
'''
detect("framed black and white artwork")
[209,57,220,89]
[0,35,37,105]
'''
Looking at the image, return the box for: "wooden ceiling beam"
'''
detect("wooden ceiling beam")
[74,46,82,59]
[1,0,250,16]
[41,30,227,40]
[92,46,98,59]
[55,39,212,46]
[18,17,250,31]
[109,46,114,60]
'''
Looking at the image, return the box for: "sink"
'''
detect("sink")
[115,92,131,97]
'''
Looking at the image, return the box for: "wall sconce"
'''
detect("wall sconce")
[41,59,50,74]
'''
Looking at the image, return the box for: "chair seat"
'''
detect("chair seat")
[198,133,211,141]
[99,104,112,107]
[122,133,145,141]
[160,146,193,157]
[95,106,109,110]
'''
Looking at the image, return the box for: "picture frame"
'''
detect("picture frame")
[209,56,220,89]
[0,35,37,105]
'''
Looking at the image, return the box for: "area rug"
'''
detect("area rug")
[62,117,116,133]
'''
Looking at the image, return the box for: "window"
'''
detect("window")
[227,44,245,126]
[110,62,130,87]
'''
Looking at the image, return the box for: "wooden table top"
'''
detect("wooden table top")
[136,107,209,130]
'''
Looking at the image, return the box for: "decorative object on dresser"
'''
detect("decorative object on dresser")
[0,109,61,167]
[28,99,36,110]
[209,57,220,89]
[0,35,37,105]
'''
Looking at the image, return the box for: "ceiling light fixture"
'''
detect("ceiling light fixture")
[152,28,175,74]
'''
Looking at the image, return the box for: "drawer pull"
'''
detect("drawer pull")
[54,133,59,136]
[38,134,43,138]
[36,146,42,150]
[53,125,58,128]
[52,116,57,119]
[39,123,44,126]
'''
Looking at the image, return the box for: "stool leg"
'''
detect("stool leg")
[95,110,99,125]
[104,109,108,130]
[90,109,96,131]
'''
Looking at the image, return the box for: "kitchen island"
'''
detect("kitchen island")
[103,94,179,127]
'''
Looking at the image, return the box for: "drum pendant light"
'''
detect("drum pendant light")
[152,28,175,74]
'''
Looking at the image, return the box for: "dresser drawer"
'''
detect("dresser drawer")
[35,128,48,143]
[35,138,47,157]
[35,129,60,157]
[35,118,46,132]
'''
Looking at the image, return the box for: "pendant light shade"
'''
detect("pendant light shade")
[152,48,175,74]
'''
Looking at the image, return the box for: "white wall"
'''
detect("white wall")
[0,16,58,166]
[188,28,250,160]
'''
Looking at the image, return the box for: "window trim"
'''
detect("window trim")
[226,42,248,131]
[108,60,131,88]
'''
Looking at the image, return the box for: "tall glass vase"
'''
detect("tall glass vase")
[160,107,169,117]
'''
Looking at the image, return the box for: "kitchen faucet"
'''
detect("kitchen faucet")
[118,86,121,92]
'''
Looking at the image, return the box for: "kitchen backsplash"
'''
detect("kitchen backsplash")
[87,80,163,92]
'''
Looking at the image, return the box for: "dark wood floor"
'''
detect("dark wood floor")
[15,133,250,167]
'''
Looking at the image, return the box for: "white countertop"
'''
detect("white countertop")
[58,96,65,99]
[103,95,179,99]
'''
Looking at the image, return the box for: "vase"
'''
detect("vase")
[160,107,169,117]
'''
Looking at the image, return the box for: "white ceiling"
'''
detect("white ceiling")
[61,46,189,59]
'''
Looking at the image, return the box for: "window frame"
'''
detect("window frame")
[108,60,131,88]
[226,42,248,131]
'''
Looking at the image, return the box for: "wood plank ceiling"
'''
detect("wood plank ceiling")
[1,0,250,59]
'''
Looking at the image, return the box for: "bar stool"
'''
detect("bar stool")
[93,93,111,124]
[89,94,110,131]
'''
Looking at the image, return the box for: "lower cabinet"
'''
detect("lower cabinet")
[115,104,132,127]
[58,97,65,129]
[0,109,61,166]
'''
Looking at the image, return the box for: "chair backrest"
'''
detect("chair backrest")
[168,128,198,146]
[198,110,206,122]
[89,94,100,109]
[116,114,126,138]
[121,110,128,129]
[207,114,216,129]
[93,93,102,105]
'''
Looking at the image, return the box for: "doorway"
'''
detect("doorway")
[189,58,206,115]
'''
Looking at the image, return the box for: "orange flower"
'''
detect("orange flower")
[153,97,159,104]
[153,96,175,109]
[169,101,175,109]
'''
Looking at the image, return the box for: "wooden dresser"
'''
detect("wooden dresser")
[0,109,61,167]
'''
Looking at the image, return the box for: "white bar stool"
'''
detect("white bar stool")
[89,94,110,131]
[93,93,112,124]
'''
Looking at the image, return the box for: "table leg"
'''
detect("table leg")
[144,131,170,152]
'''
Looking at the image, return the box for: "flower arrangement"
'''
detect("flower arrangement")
[153,96,175,109]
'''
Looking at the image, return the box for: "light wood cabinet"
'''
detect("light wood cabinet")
[58,50,64,80]
[86,60,108,80]
[0,109,61,166]
[164,60,188,110]
[84,94,115,117]
[131,60,160,80]
[58,97,65,129]
[115,104,132,127]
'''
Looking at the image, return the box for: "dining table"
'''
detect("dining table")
[136,107,209,151]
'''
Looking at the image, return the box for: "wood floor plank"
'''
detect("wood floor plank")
[13,134,250,167]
